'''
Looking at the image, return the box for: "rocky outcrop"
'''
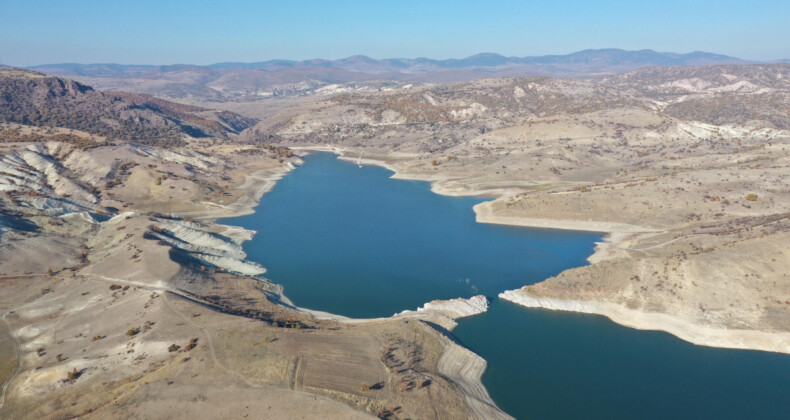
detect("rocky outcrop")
[149,217,266,276]
[414,295,489,318]
[0,145,104,216]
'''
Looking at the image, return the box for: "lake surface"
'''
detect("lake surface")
[221,152,790,419]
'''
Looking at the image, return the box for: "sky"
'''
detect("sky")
[1,0,789,66]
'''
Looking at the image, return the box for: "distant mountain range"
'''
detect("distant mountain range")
[29,49,752,78]
[21,49,782,102]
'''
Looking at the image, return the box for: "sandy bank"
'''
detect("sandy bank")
[285,295,489,330]
[500,289,790,354]
[409,295,489,318]
[435,333,513,420]
[473,200,660,264]
[292,146,461,189]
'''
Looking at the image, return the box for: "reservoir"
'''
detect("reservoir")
[221,152,790,419]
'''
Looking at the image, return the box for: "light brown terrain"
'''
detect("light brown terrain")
[215,63,790,353]
[2,62,790,419]
[0,120,506,418]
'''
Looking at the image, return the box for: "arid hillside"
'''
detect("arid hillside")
[213,63,790,353]
[0,67,510,418]
[603,63,790,128]
[0,68,257,145]
[1,61,790,419]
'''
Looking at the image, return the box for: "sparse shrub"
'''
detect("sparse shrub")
[66,368,81,381]
[185,338,198,351]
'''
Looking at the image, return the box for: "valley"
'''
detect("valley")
[1,59,789,418]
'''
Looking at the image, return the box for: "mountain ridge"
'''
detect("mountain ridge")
[28,48,753,78]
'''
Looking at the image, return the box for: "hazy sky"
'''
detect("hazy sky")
[2,0,789,66]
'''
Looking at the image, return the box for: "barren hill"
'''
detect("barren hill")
[1,58,790,419]
[208,64,790,356]
[0,68,257,144]
[603,63,790,128]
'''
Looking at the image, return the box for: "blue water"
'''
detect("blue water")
[221,153,790,419]
[224,153,600,318]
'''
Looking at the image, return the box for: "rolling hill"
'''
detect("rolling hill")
[0,68,257,144]
[26,49,754,102]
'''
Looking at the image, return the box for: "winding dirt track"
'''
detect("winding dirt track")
[0,313,21,412]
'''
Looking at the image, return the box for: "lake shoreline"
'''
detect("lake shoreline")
[287,147,790,356]
[205,148,789,420]
[209,150,513,419]
[500,290,790,354]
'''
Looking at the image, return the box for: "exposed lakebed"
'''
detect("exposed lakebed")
[220,153,790,419]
